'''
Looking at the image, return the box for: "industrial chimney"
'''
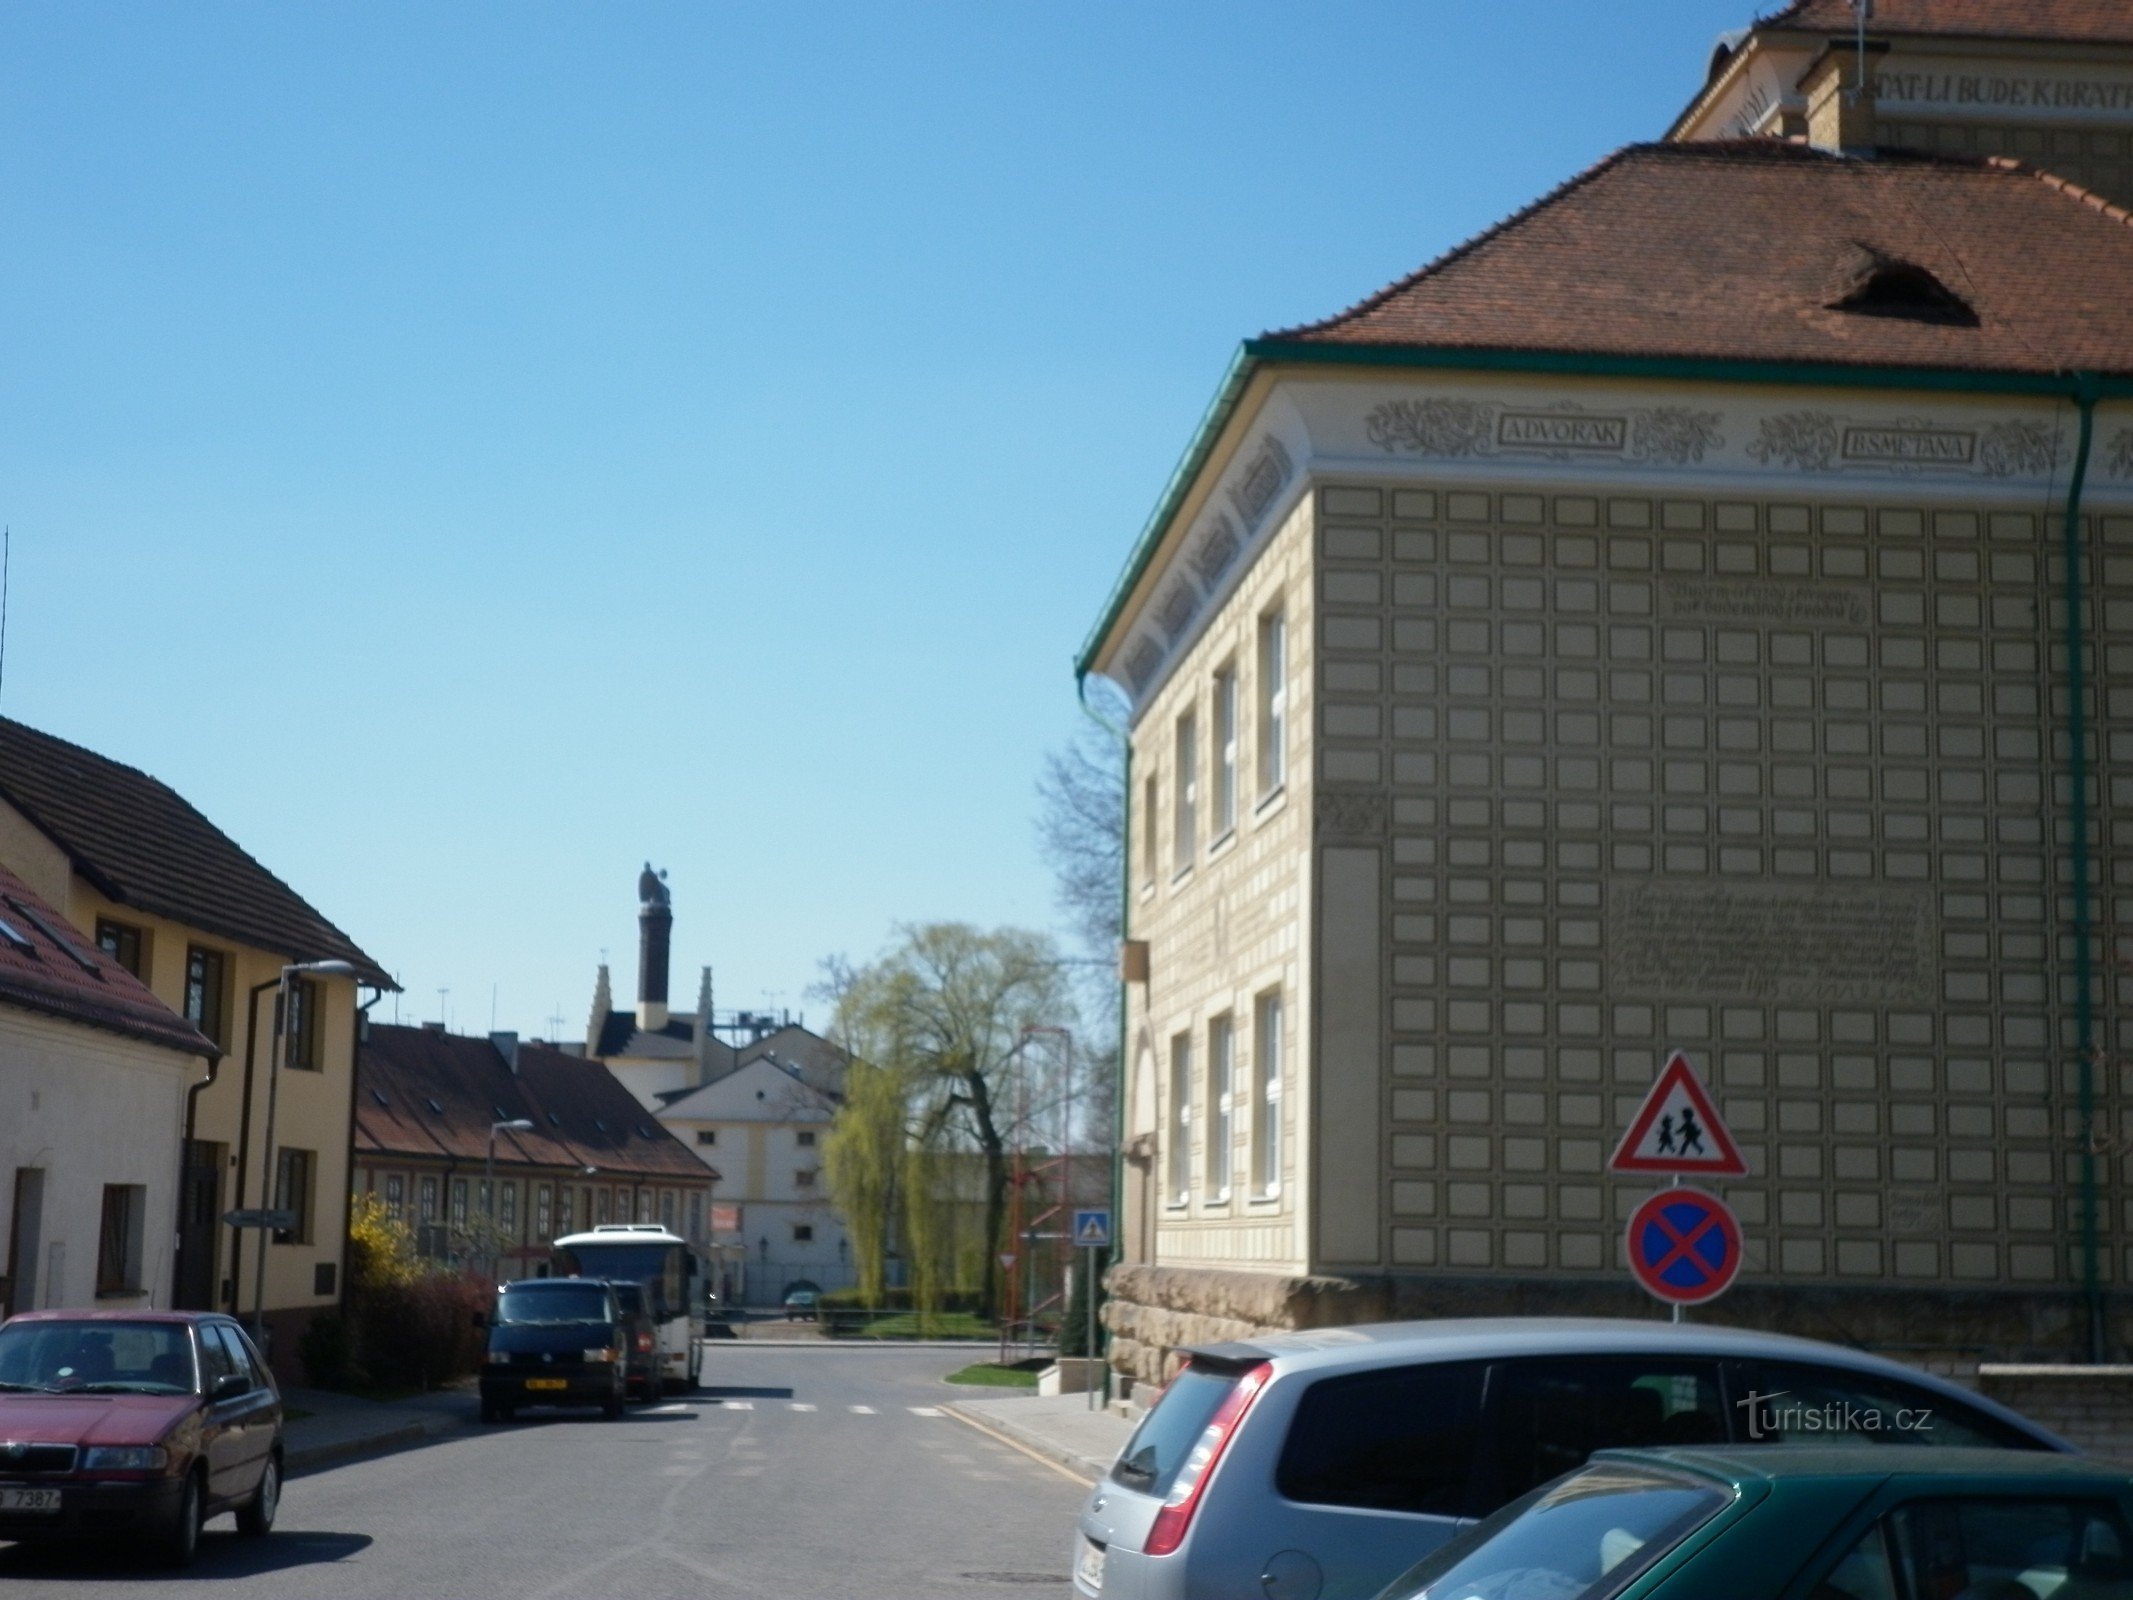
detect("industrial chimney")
[637,862,672,1031]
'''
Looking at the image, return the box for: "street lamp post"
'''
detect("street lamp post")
[252,959,361,1353]
[486,1118,535,1284]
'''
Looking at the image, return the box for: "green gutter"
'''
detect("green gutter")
[2061,377,2104,1361]
[1075,338,2133,680]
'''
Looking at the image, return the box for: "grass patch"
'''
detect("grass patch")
[945,1362,1042,1388]
[840,1311,995,1340]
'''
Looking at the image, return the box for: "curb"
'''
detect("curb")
[285,1410,462,1476]
[941,1401,1105,1485]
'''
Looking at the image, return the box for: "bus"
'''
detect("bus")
[551,1224,708,1392]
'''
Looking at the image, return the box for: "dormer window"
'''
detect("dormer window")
[1827,250,1977,326]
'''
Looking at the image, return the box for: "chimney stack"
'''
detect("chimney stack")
[637,862,672,1031]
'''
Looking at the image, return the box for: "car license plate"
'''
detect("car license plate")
[1076,1537,1105,1591]
[525,1378,568,1391]
[0,1488,60,1513]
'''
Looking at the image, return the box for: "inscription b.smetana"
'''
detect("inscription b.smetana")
[1609,883,1936,1006]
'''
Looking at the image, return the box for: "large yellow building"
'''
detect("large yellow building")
[0,717,390,1372]
[1082,2,2133,1394]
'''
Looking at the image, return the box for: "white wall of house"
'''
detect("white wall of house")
[0,1008,195,1312]
[660,1056,847,1304]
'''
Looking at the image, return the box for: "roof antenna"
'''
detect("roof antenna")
[0,525,11,711]
[1852,0,1873,101]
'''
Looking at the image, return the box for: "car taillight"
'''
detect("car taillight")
[1143,1362,1270,1558]
[637,1333,653,1352]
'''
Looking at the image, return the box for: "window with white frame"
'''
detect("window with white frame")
[1173,709,1198,871]
[1167,1031,1193,1205]
[1253,990,1284,1196]
[96,1184,145,1296]
[1258,606,1287,799]
[1212,665,1238,838]
[1207,1013,1234,1200]
[1141,772,1159,887]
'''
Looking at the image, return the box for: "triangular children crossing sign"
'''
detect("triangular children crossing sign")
[1609,1051,1748,1177]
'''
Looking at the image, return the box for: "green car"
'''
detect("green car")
[1374,1446,2133,1600]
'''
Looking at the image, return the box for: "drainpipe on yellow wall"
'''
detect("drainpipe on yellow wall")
[175,1040,225,1307]
[227,975,281,1313]
[2060,376,2103,1361]
[339,986,385,1323]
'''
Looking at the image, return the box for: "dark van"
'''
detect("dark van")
[479,1278,630,1423]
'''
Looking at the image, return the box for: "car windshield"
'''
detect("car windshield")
[0,1320,198,1395]
[497,1284,611,1324]
[1375,1464,1732,1600]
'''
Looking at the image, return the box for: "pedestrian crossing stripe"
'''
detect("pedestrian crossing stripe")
[789,1403,816,1411]
[723,1400,753,1410]
[908,1406,943,1417]
[850,1405,875,1414]
[1608,1050,1748,1177]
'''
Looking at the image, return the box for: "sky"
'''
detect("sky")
[0,1,1755,1040]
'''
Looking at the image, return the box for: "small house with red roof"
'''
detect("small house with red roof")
[0,862,214,1319]
[1081,1,2133,1393]
[353,1022,717,1282]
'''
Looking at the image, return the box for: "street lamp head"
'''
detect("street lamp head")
[494,1117,535,1132]
[286,958,361,979]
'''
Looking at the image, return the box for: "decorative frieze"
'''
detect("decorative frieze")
[1366,398,1722,466]
[1748,411,2058,478]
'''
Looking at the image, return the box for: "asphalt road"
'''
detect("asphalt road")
[0,1345,1088,1598]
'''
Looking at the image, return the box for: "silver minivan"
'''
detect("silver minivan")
[1072,1318,2066,1600]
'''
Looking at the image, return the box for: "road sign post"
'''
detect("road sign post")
[1071,1209,1111,1410]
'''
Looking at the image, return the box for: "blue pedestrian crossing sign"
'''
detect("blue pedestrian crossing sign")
[1072,1208,1112,1248]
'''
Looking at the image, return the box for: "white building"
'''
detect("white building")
[0,863,214,1315]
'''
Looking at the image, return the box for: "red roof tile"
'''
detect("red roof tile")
[356,1024,715,1185]
[1272,141,2133,375]
[0,862,214,1057]
[1764,0,2133,44]
[0,717,390,986]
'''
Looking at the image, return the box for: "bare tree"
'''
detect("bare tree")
[1036,697,1128,1149]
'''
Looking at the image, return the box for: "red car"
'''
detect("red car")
[0,1309,283,1567]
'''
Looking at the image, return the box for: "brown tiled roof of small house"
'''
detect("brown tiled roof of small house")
[0,717,390,987]
[0,862,215,1058]
[356,1023,715,1184]
[1271,141,2133,375]
[1762,0,2133,45]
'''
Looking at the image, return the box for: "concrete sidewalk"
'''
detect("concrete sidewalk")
[282,1385,472,1475]
[943,1391,1132,1485]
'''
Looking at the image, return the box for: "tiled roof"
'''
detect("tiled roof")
[0,718,391,987]
[0,862,214,1058]
[356,1023,715,1184]
[1272,141,2133,376]
[1763,0,2133,43]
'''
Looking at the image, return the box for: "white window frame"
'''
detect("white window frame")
[1212,664,1238,840]
[1258,606,1287,800]
[1167,1031,1193,1206]
[1141,771,1159,888]
[1173,709,1198,872]
[1206,1013,1234,1201]
[1253,989,1283,1198]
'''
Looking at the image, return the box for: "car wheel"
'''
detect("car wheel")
[236,1454,280,1537]
[156,1471,203,1568]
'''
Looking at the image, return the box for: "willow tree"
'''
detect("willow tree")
[832,922,1072,1319]
[822,1055,908,1304]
